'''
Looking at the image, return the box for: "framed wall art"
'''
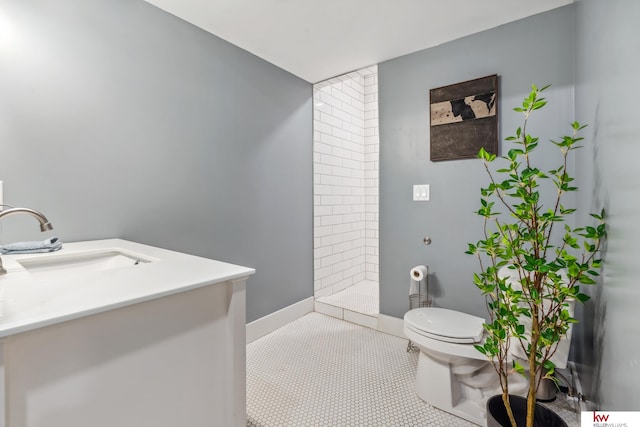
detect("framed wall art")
[429,74,498,162]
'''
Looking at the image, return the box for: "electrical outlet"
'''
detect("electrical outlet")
[413,184,430,201]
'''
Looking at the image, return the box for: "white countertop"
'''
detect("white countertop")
[0,239,255,338]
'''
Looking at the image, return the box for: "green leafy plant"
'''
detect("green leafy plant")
[466,85,605,427]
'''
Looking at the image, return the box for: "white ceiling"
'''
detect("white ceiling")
[144,0,573,84]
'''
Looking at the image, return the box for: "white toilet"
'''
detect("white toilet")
[403,267,574,426]
[404,307,522,425]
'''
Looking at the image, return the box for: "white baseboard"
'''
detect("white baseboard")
[376,313,406,339]
[246,297,314,343]
[248,299,407,343]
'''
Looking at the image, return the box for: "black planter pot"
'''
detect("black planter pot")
[486,395,567,427]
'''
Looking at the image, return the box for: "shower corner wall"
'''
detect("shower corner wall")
[313,66,379,319]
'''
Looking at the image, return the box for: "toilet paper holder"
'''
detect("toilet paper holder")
[409,265,431,310]
[408,265,431,353]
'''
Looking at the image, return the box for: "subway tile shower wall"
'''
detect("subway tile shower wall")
[313,66,379,298]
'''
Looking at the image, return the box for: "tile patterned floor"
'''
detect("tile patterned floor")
[247,312,580,427]
[316,281,379,316]
[545,397,580,427]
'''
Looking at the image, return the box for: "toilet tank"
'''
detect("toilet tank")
[498,266,575,369]
[507,298,575,369]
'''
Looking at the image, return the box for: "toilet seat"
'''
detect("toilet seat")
[404,307,485,344]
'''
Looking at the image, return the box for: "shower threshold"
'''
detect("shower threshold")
[315,281,378,329]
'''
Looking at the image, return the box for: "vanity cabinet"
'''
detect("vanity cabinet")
[0,240,254,427]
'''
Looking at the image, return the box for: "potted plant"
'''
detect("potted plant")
[466,85,605,427]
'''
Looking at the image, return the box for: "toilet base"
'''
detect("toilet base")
[415,350,496,425]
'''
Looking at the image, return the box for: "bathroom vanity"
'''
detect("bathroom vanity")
[0,239,254,427]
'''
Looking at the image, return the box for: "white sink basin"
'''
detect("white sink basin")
[16,249,153,280]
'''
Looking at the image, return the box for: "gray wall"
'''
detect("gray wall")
[378,6,576,319]
[0,0,313,323]
[574,0,640,409]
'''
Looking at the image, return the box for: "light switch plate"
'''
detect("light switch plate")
[413,184,430,201]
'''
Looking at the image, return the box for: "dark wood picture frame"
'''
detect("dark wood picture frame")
[429,74,498,162]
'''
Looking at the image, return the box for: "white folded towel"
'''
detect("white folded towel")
[0,236,63,254]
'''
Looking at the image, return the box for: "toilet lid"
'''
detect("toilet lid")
[404,307,485,343]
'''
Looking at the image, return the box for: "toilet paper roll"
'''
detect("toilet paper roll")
[410,265,428,282]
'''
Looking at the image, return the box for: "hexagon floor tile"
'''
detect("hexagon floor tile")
[247,312,579,426]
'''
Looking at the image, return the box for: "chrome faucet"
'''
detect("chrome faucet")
[0,206,54,275]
